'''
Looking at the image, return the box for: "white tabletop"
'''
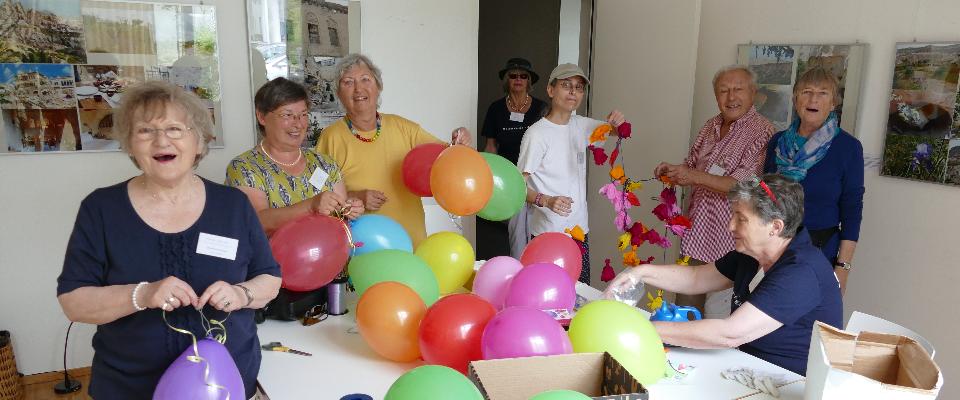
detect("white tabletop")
[257,283,805,399]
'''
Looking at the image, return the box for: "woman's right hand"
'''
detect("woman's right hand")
[544,195,573,217]
[653,162,672,178]
[361,189,388,211]
[139,276,199,311]
[310,191,346,216]
[602,267,644,300]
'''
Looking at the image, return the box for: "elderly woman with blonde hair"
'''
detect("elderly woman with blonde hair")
[57,81,281,399]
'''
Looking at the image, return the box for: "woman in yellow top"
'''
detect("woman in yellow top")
[316,54,471,245]
[226,77,363,234]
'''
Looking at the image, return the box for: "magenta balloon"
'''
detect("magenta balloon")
[520,232,582,283]
[270,214,351,291]
[480,307,572,360]
[154,337,244,400]
[503,263,575,311]
[472,256,523,310]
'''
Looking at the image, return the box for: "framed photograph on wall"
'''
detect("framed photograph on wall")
[737,44,868,135]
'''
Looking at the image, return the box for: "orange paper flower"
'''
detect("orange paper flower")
[564,225,586,242]
[589,124,612,143]
[609,165,626,184]
[623,245,640,266]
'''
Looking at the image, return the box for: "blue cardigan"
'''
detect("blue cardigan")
[764,129,864,261]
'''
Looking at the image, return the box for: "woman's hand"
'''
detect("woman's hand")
[545,195,573,217]
[139,276,199,311]
[198,281,247,313]
[344,198,364,220]
[602,267,644,300]
[451,127,472,146]
[361,189,388,211]
[310,191,346,216]
[606,110,626,127]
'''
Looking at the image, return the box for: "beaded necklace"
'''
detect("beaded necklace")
[346,113,382,143]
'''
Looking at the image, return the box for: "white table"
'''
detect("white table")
[257,283,805,399]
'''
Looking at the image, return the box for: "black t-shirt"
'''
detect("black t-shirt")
[481,96,547,164]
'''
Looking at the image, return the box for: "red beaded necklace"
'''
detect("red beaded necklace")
[346,113,382,143]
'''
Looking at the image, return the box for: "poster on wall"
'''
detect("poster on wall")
[247,0,351,148]
[0,0,224,154]
[881,42,960,185]
[737,44,867,134]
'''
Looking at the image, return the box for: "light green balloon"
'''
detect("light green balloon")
[567,300,666,385]
[478,153,526,221]
[348,249,440,306]
[529,389,592,400]
[385,365,484,400]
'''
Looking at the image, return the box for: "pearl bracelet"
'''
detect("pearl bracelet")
[132,281,149,311]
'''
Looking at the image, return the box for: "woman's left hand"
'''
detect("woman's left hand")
[198,281,246,313]
[344,198,364,220]
[451,127,472,146]
[606,110,626,127]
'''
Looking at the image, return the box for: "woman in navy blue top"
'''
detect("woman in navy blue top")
[605,174,842,375]
[764,68,864,294]
[56,81,282,400]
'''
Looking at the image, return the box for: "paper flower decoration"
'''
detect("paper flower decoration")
[588,144,608,165]
[625,180,643,192]
[601,258,615,282]
[617,121,632,139]
[618,232,632,251]
[590,124,612,143]
[676,255,691,266]
[609,165,626,183]
[623,245,640,266]
[564,225,586,242]
[647,289,664,311]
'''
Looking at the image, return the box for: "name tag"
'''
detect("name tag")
[509,112,525,122]
[577,151,585,165]
[309,167,329,191]
[707,163,726,176]
[197,233,238,260]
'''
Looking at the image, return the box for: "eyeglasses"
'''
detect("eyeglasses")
[558,80,586,93]
[275,111,310,123]
[134,125,192,140]
[509,73,529,80]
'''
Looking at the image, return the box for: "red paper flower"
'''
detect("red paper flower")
[601,259,615,282]
[626,191,641,207]
[617,122,632,139]
[588,144,608,165]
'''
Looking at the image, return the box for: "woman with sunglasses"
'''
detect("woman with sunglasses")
[604,174,842,375]
[480,57,547,258]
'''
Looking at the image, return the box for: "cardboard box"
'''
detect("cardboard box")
[804,321,942,400]
[468,352,648,400]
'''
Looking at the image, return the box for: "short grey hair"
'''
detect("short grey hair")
[727,174,804,238]
[712,64,758,92]
[793,67,842,108]
[334,53,384,94]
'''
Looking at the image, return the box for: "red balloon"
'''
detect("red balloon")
[270,214,351,291]
[418,294,496,374]
[520,232,582,283]
[402,143,448,197]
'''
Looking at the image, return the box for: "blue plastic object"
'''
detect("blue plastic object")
[348,215,413,256]
[649,301,702,322]
[340,394,373,400]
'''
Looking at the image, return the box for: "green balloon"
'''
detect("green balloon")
[530,390,592,400]
[567,300,666,385]
[348,249,440,306]
[385,365,484,400]
[478,153,526,221]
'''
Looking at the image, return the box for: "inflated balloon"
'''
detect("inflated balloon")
[415,232,476,294]
[520,232,583,284]
[430,145,493,216]
[384,365,484,400]
[481,307,572,360]
[477,153,526,221]
[154,337,243,400]
[402,143,448,197]
[530,390,592,400]
[567,300,666,385]
[270,214,351,291]
[418,294,496,374]
[348,249,440,306]
[349,214,413,256]
[356,282,426,362]
[503,262,575,311]
[471,256,523,310]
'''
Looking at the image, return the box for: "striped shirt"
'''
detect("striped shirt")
[680,107,774,262]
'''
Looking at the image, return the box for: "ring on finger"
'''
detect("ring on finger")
[168,297,176,304]
[222,301,231,308]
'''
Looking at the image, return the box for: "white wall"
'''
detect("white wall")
[0,0,478,375]
[691,0,957,395]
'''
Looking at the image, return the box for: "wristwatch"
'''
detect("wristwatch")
[833,261,852,271]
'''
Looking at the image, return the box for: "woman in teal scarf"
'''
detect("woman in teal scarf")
[763,68,864,295]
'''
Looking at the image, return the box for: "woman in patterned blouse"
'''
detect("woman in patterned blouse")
[226,78,363,234]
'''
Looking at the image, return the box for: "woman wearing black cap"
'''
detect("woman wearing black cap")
[481,57,548,258]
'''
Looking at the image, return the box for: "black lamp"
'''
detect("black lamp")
[53,322,81,394]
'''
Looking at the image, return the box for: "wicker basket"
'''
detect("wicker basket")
[0,331,23,400]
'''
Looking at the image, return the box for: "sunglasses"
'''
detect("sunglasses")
[509,73,529,80]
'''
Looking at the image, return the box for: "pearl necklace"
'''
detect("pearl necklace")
[346,113,382,143]
[260,140,302,167]
[507,94,530,113]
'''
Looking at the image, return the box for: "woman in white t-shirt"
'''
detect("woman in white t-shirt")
[517,63,625,284]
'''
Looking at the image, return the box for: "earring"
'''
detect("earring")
[769,231,775,236]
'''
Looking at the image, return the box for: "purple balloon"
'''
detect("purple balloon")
[472,256,524,309]
[503,262,576,311]
[481,307,572,360]
[154,337,244,400]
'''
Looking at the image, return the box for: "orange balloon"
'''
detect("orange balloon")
[356,282,426,362]
[430,145,493,216]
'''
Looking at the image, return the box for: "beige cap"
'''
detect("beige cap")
[548,63,589,84]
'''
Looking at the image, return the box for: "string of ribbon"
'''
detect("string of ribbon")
[163,308,232,400]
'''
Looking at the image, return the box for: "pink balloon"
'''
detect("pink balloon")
[520,232,582,283]
[154,337,244,400]
[481,307,572,360]
[504,263,575,311]
[270,214,351,291]
[472,256,523,310]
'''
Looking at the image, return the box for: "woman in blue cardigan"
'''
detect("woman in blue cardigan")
[764,67,864,295]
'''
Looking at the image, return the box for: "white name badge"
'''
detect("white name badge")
[509,112,525,122]
[309,167,329,191]
[197,233,238,261]
[707,163,727,176]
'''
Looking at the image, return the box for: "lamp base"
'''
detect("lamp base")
[53,378,82,394]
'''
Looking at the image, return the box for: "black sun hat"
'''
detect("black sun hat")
[498,57,539,84]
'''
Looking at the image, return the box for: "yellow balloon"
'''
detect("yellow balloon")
[567,300,666,385]
[415,232,476,294]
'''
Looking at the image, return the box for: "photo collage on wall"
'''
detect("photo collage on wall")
[881,42,960,186]
[0,0,223,153]
[247,0,349,148]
